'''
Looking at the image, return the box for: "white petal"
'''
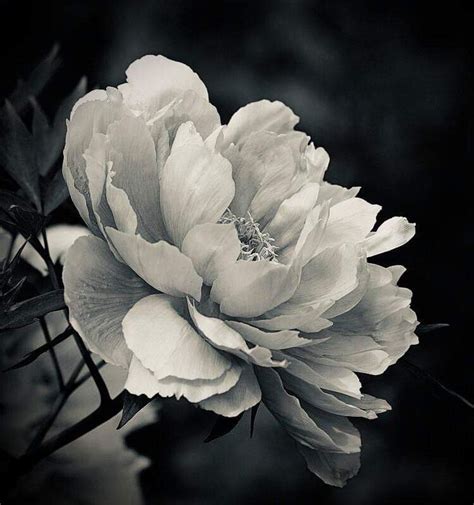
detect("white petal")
[181,223,241,285]
[304,144,329,183]
[106,228,202,300]
[199,364,261,417]
[188,301,286,368]
[122,294,232,381]
[226,321,312,350]
[223,99,299,147]
[362,217,415,257]
[160,142,234,247]
[125,355,241,403]
[63,236,154,367]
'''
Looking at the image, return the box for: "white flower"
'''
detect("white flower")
[62,55,418,486]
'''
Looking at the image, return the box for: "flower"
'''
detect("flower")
[62,55,418,486]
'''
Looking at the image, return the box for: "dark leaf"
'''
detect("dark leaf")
[250,403,260,438]
[0,101,40,209]
[117,391,153,429]
[43,169,69,214]
[0,289,65,330]
[8,45,60,113]
[7,205,46,237]
[0,190,32,213]
[3,325,73,371]
[204,413,244,443]
[30,97,51,176]
[2,276,27,307]
[417,323,450,334]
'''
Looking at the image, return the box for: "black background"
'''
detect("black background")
[1,0,472,503]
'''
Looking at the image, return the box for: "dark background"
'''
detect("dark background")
[1,0,472,503]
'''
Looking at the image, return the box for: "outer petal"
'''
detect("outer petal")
[199,364,261,417]
[211,260,300,318]
[63,236,154,367]
[188,301,286,368]
[181,223,241,285]
[106,228,202,300]
[119,54,209,114]
[223,99,299,147]
[362,216,415,257]
[125,355,241,403]
[122,294,233,381]
[160,133,235,247]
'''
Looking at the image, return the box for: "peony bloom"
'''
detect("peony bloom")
[62,55,418,486]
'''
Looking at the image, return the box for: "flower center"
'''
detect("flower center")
[219,209,278,262]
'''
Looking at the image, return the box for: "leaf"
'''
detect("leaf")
[43,170,69,214]
[3,325,73,371]
[417,323,450,335]
[8,45,60,113]
[6,205,46,237]
[0,289,65,330]
[204,413,244,443]
[250,402,260,438]
[117,391,152,429]
[30,97,51,177]
[0,101,41,209]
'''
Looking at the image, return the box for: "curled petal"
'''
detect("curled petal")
[122,294,232,381]
[63,236,154,368]
[160,138,234,247]
[188,301,286,368]
[362,217,415,257]
[125,356,241,403]
[106,228,202,300]
[199,364,261,417]
[181,223,241,285]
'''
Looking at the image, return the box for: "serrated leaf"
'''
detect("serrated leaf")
[0,100,40,209]
[117,391,152,429]
[0,289,65,330]
[204,413,244,443]
[43,169,69,214]
[3,325,73,371]
[8,45,60,113]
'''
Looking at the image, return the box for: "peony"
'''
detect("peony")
[62,55,418,486]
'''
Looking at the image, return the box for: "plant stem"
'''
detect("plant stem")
[39,316,64,391]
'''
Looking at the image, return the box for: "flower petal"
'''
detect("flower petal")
[223,100,299,147]
[362,216,415,257]
[226,321,312,350]
[122,294,232,381]
[160,136,235,247]
[125,355,241,403]
[63,236,154,367]
[188,300,286,368]
[106,227,202,300]
[181,223,241,285]
[199,364,261,417]
[211,260,300,318]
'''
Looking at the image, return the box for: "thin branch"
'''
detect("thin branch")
[39,316,64,390]
[40,227,60,290]
[73,360,106,390]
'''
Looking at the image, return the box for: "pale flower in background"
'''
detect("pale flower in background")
[62,55,418,486]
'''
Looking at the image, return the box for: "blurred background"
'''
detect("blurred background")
[1,0,472,503]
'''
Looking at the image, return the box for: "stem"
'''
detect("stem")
[26,359,85,452]
[41,227,60,290]
[16,392,124,477]
[73,332,110,404]
[39,316,64,391]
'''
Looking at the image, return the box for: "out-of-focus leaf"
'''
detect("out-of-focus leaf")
[250,402,260,438]
[0,101,40,209]
[416,323,450,334]
[8,45,60,113]
[43,170,69,214]
[204,413,244,443]
[118,391,153,429]
[0,289,65,330]
[3,325,73,371]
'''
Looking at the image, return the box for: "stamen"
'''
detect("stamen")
[219,209,278,262]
